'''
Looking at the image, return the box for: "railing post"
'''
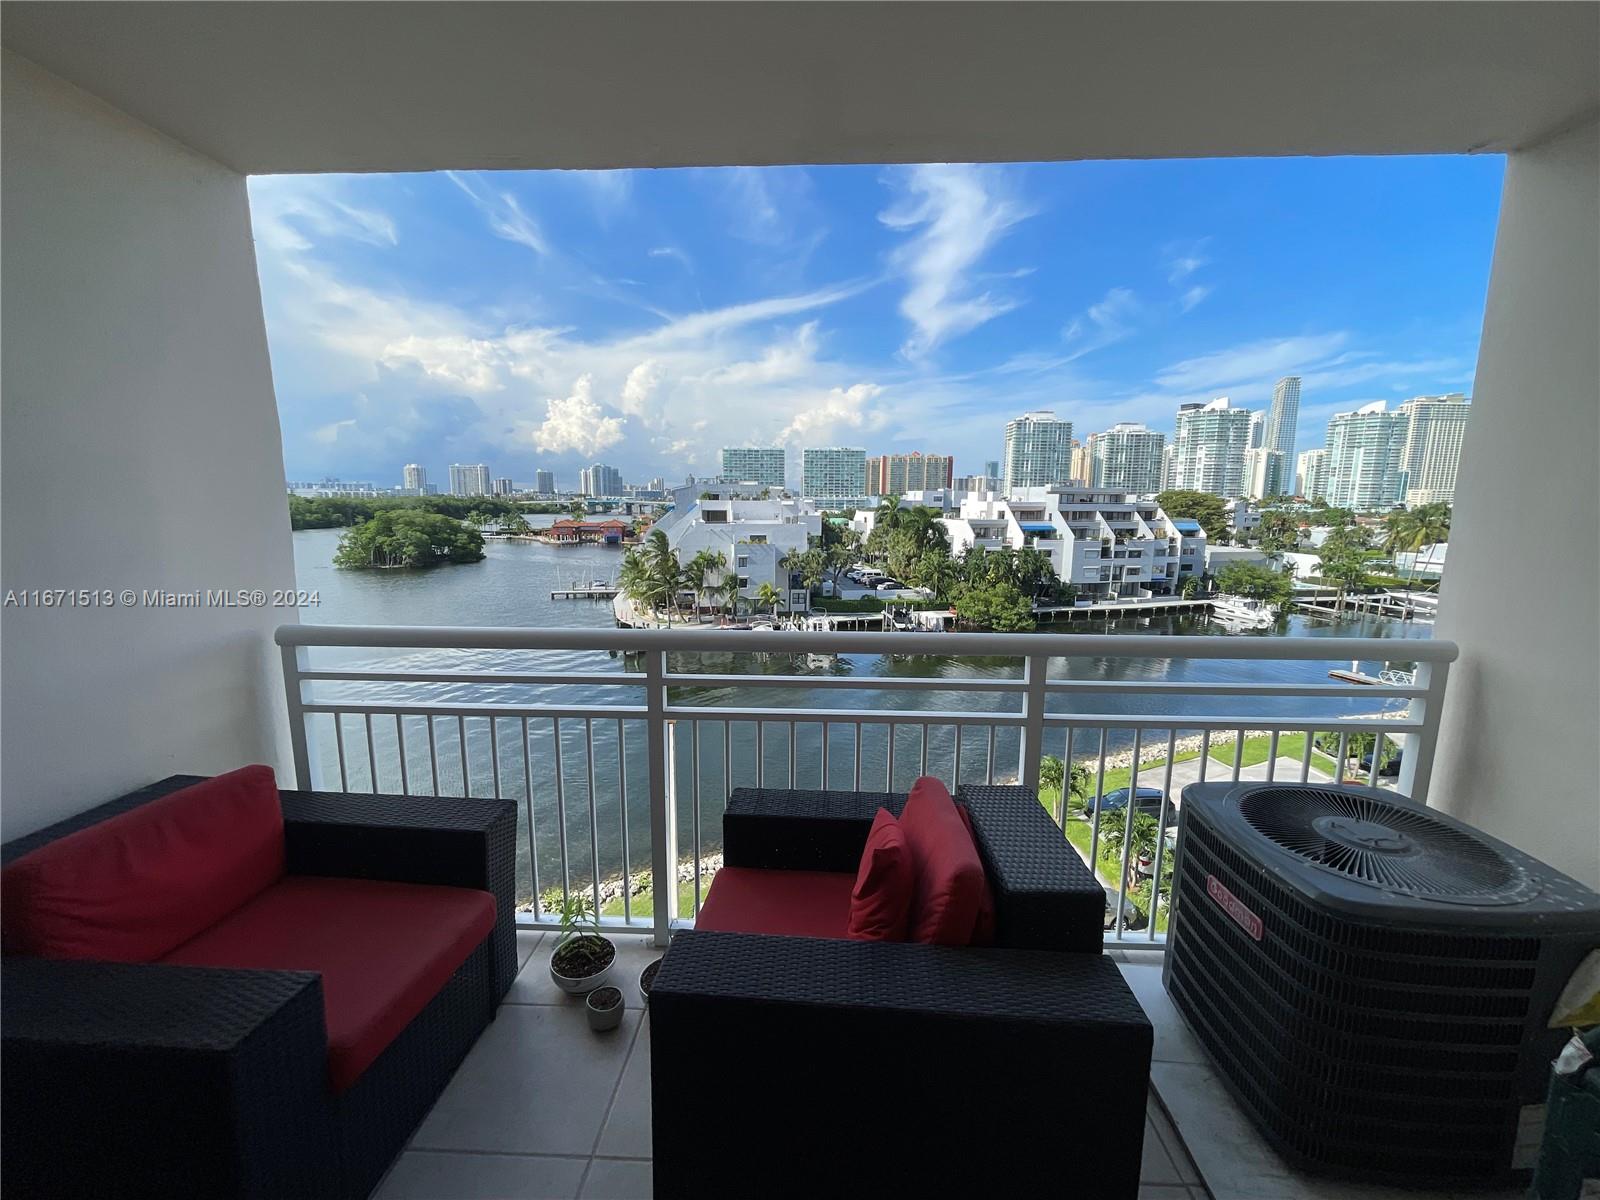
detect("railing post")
[646,650,677,947]
[1397,660,1448,807]
[1018,653,1049,794]
[279,642,313,789]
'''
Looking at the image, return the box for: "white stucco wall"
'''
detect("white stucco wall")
[1,53,296,839]
[1432,117,1600,889]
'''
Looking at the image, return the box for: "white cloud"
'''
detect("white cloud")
[249,177,398,252]
[1178,285,1212,313]
[1164,238,1211,283]
[1155,333,1351,393]
[776,382,884,445]
[880,164,1032,359]
[447,172,547,255]
[620,360,662,420]
[526,375,626,457]
[649,246,694,272]
[311,418,357,444]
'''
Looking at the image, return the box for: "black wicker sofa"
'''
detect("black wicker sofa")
[651,784,1154,1199]
[1,769,517,1200]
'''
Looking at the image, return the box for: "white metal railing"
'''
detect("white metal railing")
[276,625,1456,949]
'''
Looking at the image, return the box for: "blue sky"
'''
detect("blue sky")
[250,156,1504,488]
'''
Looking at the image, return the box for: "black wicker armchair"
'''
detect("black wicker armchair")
[1,774,518,1200]
[651,784,1154,1200]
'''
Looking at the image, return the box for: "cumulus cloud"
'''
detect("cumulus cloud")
[620,360,662,420]
[881,165,1032,359]
[776,382,884,445]
[527,376,626,457]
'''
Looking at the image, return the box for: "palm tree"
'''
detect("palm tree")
[754,582,782,619]
[567,499,587,522]
[1178,574,1203,600]
[1100,811,1161,892]
[640,530,683,625]
[684,550,726,617]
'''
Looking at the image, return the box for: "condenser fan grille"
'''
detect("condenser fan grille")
[1237,787,1533,903]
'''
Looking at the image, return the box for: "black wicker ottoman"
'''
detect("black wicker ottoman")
[652,931,1152,1198]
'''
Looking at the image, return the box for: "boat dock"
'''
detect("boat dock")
[1034,596,1212,622]
[551,585,618,599]
[1294,590,1434,620]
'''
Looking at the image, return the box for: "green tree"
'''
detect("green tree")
[952,580,1035,632]
[1156,490,1229,542]
[1318,524,1371,611]
[1100,811,1162,891]
[1214,561,1293,609]
[568,499,588,522]
[1256,510,1300,560]
[754,581,783,618]
[1178,574,1204,599]
[332,511,486,569]
[683,549,727,616]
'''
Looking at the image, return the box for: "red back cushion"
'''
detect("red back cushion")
[899,777,985,945]
[846,809,915,941]
[954,804,999,946]
[1,765,285,961]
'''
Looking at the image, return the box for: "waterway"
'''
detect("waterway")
[291,527,1433,905]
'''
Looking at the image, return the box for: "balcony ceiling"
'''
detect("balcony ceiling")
[3,2,1597,174]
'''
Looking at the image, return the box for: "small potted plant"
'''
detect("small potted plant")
[638,958,663,1004]
[585,985,625,1032]
[548,895,616,994]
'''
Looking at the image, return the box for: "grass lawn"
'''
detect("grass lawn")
[597,875,707,922]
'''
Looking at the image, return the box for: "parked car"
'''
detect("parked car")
[1359,749,1403,778]
[875,580,905,591]
[1081,785,1165,816]
[1101,887,1148,931]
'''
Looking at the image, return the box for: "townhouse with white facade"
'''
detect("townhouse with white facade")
[651,483,818,611]
[936,486,1206,600]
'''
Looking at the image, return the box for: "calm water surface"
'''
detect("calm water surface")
[292,527,1432,904]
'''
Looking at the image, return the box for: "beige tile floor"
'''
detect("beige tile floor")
[377,932,1212,1199]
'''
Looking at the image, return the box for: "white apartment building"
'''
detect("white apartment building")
[1243,447,1287,500]
[402,463,427,492]
[449,463,491,497]
[492,478,514,495]
[652,483,818,611]
[1089,423,1165,494]
[1264,376,1301,460]
[1171,398,1252,498]
[1002,411,1073,490]
[1295,449,1328,501]
[287,478,383,498]
[936,486,1206,600]
[801,447,867,501]
[534,469,555,494]
[580,462,623,497]
[1398,393,1471,507]
[720,446,786,488]
[1324,402,1408,510]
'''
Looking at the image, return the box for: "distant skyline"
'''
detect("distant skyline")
[251,156,1501,486]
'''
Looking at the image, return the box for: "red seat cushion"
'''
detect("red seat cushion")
[1,765,285,961]
[900,777,986,946]
[955,804,999,946]
[161,876,495,1092]
[693,867,855,940]
[846,809,914,941]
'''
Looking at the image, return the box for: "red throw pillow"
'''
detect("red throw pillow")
[846,809,914,941]
[955,803,999,946]
[1,765,285,961]
[899,777,985,945]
